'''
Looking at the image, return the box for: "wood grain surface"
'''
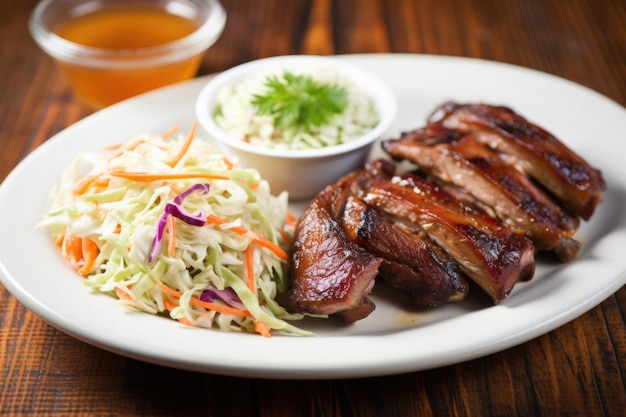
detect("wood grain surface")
[1,0,625,416]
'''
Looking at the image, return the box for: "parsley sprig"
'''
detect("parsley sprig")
[251,71,349,131]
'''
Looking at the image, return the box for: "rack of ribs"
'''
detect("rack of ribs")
[288,102,606,322]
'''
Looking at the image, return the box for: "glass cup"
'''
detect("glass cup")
[29,0,226,109]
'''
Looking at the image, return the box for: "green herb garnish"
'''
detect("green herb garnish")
[251,71,349,131]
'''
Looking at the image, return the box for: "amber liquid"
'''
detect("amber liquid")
[55,7,201,108]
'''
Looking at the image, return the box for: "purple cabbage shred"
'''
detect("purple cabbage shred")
[148,183,210,262]
[200,286,246,310]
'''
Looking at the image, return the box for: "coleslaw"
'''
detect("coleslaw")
[214,66,379,150]
[37,123,314,336]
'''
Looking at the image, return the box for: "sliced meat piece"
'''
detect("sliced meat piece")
[396,123,463,146]
[288,186,382,321]
[448,135,582,260]
[428,101,606,220]
[364,174,536,304]
[336,298,376,322]
[341,196,469,308]
[383,129,581,260]
[288,160,394,321]
[330,158,397,218]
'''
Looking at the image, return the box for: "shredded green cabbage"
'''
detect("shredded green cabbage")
[38,129,314,336]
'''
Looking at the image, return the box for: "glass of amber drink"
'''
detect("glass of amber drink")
[29,0,226,109]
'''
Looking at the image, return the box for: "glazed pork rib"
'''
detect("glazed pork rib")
[288,160,394,321]
[364,174,536,304]
[428,101,606,220]
[289,158,472,319]
[341,195,469,308]
[288,180,382,321]
[383,125,582,260]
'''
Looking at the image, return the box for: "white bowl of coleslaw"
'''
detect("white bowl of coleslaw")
[195,55,397,200]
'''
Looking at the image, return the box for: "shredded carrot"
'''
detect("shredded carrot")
[104,142,123,150]
[163,298,177,311]
[162,181,184,194]
[254,322,272,338]
[109,171,230,182]
[54,233,64,247]
[72,174,110,196]
[106,137,149,158]
[189,297,252,317]
[105,126,174,154]
[167,215,177,256]
[157,283,181,299]
[60,231,99,276]
[73,174,99,195]
[78,237,99,276]
[115,286,134,301]
[157,283,252,317]
[286,211,297,226]
[205,214,228,226]
[168,120,197,167]
[248,235,289,262]
[161,125,179,139]
[205,215,251,236]
[92,178,110,194]
[221,156,235,170]
[204,215,289,262]
[163,298,193,326]
[245,245,255,292]
[61,231,83,265]
[275,226,293,246]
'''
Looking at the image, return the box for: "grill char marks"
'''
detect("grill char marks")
[364,175,535,303]
[383,123,583,260]
[428,101,606,220]
[341,196,469,308]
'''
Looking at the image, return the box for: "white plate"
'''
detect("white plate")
[1,54,625,379]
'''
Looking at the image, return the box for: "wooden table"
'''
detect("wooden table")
[1,0,625,415]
